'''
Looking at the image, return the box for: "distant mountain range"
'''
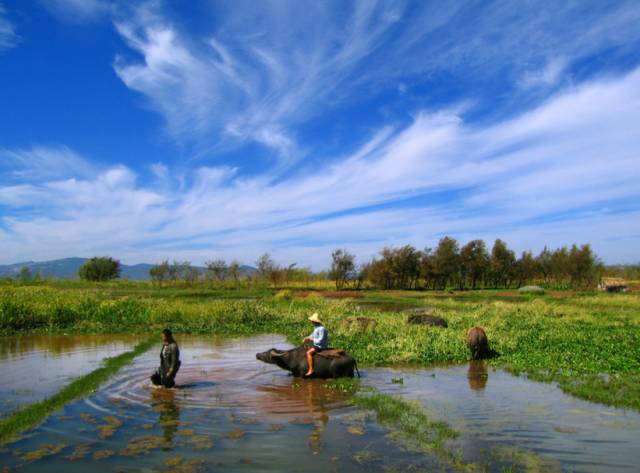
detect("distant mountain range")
[0,258,257,281]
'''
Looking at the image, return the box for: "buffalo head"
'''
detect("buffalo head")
[256,348,289,364]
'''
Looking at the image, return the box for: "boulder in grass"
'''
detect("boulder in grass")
[407,314,448,327]
[518,285,545,294]
[407,307,437,315]
[343,316,377,331]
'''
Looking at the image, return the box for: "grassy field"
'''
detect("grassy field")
[1,281,639,411]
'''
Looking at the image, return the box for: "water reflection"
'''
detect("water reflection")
[0,334,140,419]
[256,379,344,454]
[467,361,488,391]
[150,388,181,448]
[0,334,140,359]
[1,335,639,473]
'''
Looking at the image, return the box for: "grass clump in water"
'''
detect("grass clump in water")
[0,337,155,444]
[352,389,457,453]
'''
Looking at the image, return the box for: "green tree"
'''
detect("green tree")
[392,245,422,289]
[420,247,437,289]
[460,240,489,289]
[78,257,121,282]
[536,246,553,283]
[434,237,460,289]
[329,249,356,290]
[515,251,537,288]
[205,259,228,285]
[490,239,516,288]
[568,244,601,288]
[549,247,569,285]
[16,266,33,282]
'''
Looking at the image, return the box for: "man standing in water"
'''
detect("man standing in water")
[151,328,181,388]
[303,313,328,377]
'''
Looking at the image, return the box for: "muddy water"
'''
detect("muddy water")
[0,335,142,419]
[1,335,639,472]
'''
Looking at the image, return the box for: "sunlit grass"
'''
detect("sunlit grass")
[1,284,639,410]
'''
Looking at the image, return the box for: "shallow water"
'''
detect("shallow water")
[0,335,141,419]
[366,363,640,472]
[1,335,639,472]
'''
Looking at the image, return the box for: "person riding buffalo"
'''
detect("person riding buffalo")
[151,328,181,388]
[303,313,328,377]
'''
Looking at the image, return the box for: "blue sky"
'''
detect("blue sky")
[1,0,639,269]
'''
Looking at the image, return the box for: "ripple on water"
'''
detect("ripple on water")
[1,334,640,473]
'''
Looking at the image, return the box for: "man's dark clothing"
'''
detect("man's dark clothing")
[151,341,181,388]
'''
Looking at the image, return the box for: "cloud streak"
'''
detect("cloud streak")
[110,0,640,166]
[0,3,20,52]
[1,69,639,267]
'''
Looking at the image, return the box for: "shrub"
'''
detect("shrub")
[79,257,121,282]
[274,289,294,301]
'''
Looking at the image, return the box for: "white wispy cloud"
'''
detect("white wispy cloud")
[0,3,20,52]
[0,145,96,182]
[108,0,640,166]
[39,0,111,23]
[1,69,639,267]
[519,57,568,89]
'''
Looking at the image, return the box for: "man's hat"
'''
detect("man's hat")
[308,313,322,324]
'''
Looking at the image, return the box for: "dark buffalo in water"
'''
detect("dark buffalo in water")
[467,327,490,360]
[256,346,360,379]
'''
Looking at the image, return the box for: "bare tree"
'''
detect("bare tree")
[228,260,242,283]
[206,259,228,285]
[149,260,170,286]
[255,253,282,285]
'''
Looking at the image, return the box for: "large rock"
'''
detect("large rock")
[407,314,448,327]
[343,316,377,331]
[518,285,545,294]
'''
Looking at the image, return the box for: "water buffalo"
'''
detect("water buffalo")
[256,346,360,379]
[467,327,490,360]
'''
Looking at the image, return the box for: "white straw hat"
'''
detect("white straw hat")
[308,313,322,324]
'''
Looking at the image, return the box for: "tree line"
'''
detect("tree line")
[148,254,324,287]
[329,238,603,290]
[6,240,613,290]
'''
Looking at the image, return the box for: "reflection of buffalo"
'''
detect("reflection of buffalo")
[467,327,490,360]
[256,346,359,379]
[467,360,488,391]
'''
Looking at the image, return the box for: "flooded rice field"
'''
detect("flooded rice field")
[0,335,141,419]
[1,335,639,472]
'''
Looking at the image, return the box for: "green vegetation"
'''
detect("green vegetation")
[0,336,155,443]
[78,257,121,282]
[1,282,639,411]
[355,238,601,290]
[352,389,457,451]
